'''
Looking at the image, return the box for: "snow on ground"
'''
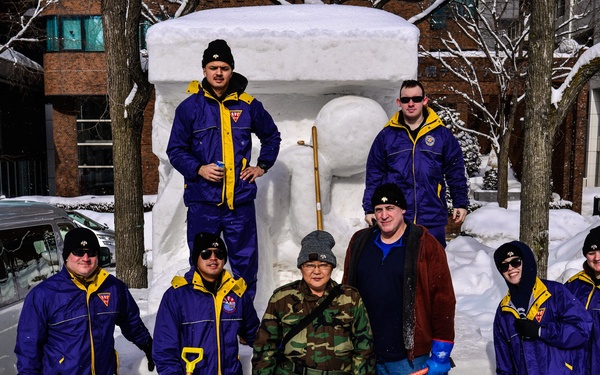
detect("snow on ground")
[9,185,600,375]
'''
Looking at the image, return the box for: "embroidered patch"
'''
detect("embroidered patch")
[534,308,545,323]
[425,135,435,146]
[98,292,111,307]
[230,110,242,122]
[223,295,237,314]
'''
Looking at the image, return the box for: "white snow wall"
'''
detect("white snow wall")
[146,4,419,310]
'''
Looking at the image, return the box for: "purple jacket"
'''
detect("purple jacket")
[153,268,259,375]
[15,267,151,375]
[565,263,600,374]
[167,73,281,209]
[493,278,592,375]
[363,109,468,227]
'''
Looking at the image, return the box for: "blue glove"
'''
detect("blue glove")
[423,339,453,375]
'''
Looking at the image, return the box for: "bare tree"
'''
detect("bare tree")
[420,1,529,208]
[522,0,600,278]
[101,0,199,287]
[421,0,592,210]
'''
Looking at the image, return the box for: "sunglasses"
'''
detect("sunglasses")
[71,248,98,257]
[399,96,424,104]
[199,249,226,260]
[499,257,522,273]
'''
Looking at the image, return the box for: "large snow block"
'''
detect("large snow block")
[146,4,420,299]
[147,4,419,94]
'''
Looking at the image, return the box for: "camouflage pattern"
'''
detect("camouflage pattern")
[252,279,375,375]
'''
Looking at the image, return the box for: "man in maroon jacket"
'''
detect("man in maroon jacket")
[343,183,455,375]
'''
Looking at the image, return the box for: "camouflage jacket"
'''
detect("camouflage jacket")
[252,279,375,375]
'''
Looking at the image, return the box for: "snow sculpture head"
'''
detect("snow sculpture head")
[315,96,388,176]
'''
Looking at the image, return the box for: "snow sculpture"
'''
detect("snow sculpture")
[147,4,419,310]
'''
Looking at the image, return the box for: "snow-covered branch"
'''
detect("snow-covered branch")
[407,0,452,24]
[552,44,600,107]
[0,0,60,55]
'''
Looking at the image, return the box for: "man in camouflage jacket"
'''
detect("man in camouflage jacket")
[252,230,375,375]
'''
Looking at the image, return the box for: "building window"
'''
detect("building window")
[84,17,104,51]
[46,17,59,51]
[77,98,114,195]
[45,16,104,52]
[430,0,477,30]
[139,20,151,50]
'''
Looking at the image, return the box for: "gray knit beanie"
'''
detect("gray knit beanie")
[297,230,337,268]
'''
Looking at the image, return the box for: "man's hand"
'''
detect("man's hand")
[240,165,265,183]
[452,208,467,224]
[139,338,155,372]
[514,319,540,339]
[198,163,224,182]
[364,214,376,227]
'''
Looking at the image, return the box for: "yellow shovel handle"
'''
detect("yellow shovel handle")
[181,347,204,375]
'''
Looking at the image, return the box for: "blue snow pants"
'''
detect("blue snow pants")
[187,202,258,300]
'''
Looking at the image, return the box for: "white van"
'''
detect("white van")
[0,201,110,374]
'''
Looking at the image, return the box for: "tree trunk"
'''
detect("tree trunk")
[497,92,520,208]
[101,0,149,288]
[520,0,555,278]
[496,133,510,209]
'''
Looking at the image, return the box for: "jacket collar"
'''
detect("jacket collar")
[171,268,247,297]
[500,277,551,320]
[201,72,248,102]
[66,266,109,295]
[385,108,445,140]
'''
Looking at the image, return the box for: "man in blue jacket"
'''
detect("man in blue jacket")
[362,80,468,247]
[14,227,154,375]
[493,241,592,375]
[167,39,281,299]
[565,226,600,374]
[153,232,259,375]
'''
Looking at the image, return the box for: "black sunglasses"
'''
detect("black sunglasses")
[200,249,226,260]
[71,248,98,257]
[499,257,522,273]
[399,96,424,104]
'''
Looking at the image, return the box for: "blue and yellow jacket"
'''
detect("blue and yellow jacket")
[167,72,281,209]
[493,277,592,375]
[363,108,468,227]
[153,268,259,375]
[15,266,152,375]
[565,263,600,374]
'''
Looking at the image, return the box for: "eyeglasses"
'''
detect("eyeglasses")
[71,248,98,257]
[302,263,332,272]
[499,257,522,273]
[199,249,226,260]
[399,96,424,104]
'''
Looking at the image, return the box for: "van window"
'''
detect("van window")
[0,224,66,308]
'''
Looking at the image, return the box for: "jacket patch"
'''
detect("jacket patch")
[98,292,111,307]
[425,135,435,146]
[230,110,242,122]
[222,295,237,314]
[534,307,545,322]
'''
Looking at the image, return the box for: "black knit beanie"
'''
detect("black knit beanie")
[494,241,537,317]
[371,183,407,210]
[582,226,600,256]
[191,232,227,266]
[63,227,101,261]
[494,242,523,270]
[202,39,234,69]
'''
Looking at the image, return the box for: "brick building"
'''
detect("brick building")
[41,1,588,210]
